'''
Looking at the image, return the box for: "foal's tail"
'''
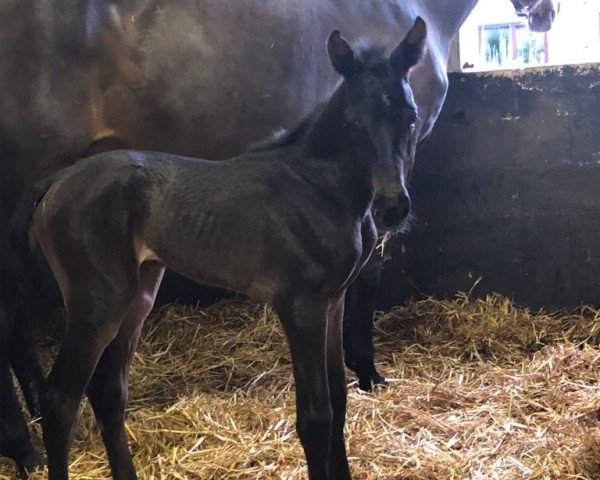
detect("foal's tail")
[9,138,128,320]
[9,173,62,322]
[10,173,57,257]
[4,173,62,419]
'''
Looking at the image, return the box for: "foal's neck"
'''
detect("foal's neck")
[303,83,349,159]
[297,82,374,212]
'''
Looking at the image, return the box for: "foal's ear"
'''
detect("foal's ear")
[390,17,427,77]
[327,30,355,76]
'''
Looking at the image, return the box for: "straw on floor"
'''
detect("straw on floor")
[2,292,600,479]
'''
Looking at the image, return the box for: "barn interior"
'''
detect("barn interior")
[2,1,600,479]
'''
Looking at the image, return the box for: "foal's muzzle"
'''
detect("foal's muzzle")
[373,192,411,231]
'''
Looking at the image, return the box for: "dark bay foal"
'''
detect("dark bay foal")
[27,18,426,480]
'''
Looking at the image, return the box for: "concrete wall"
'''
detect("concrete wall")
[380,64,600,309]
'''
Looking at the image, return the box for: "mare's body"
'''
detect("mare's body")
[0,0,559,250]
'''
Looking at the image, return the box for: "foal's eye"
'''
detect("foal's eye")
[403,110,418,130]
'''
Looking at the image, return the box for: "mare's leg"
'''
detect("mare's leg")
[86,261,164,480]
[0,256,43,477]
[327,292,351,480]
[10,309,46,418]
[273,292,332,480]
[0,324,43,479]
[0,305,43,479]
[41,263,139,480]
[343,252,386,391]
[0,364,42,479]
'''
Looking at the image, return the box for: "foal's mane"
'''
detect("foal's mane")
[247,104,325,153]
[352,44,391,75]
[247,43,391,154]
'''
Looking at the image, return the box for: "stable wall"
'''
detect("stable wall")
[380,64,600,309]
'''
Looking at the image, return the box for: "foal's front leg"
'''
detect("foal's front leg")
[343,252,386,391]
[273,292,335,480]
[327,293,351,480]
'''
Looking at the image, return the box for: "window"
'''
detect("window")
[479,23,547,69]
[458,0,600,71]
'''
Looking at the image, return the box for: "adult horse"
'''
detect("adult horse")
[0,0,558,476]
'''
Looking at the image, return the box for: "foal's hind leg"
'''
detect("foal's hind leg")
[86,261,164,480]
[41,263,139,480]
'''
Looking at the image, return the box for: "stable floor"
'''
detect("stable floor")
[2,295,600,479]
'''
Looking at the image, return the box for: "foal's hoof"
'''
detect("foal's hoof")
[371,372,387,387]
[357,372,387,392]
[355,364,387,392]
[347,356,387,391]
[357,377,373,392]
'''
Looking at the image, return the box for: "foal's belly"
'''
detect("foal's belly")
[140,199,362,302]
[140,206,279,300]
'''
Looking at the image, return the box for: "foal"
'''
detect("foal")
[28,18,426,480]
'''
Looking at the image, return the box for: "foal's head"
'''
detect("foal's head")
[327,18,427,231]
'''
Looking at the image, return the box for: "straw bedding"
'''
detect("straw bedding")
[2,292,600,479]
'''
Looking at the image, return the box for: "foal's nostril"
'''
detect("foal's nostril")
[374,194,411,229]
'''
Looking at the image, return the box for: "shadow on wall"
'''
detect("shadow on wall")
[379,64,600,310]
